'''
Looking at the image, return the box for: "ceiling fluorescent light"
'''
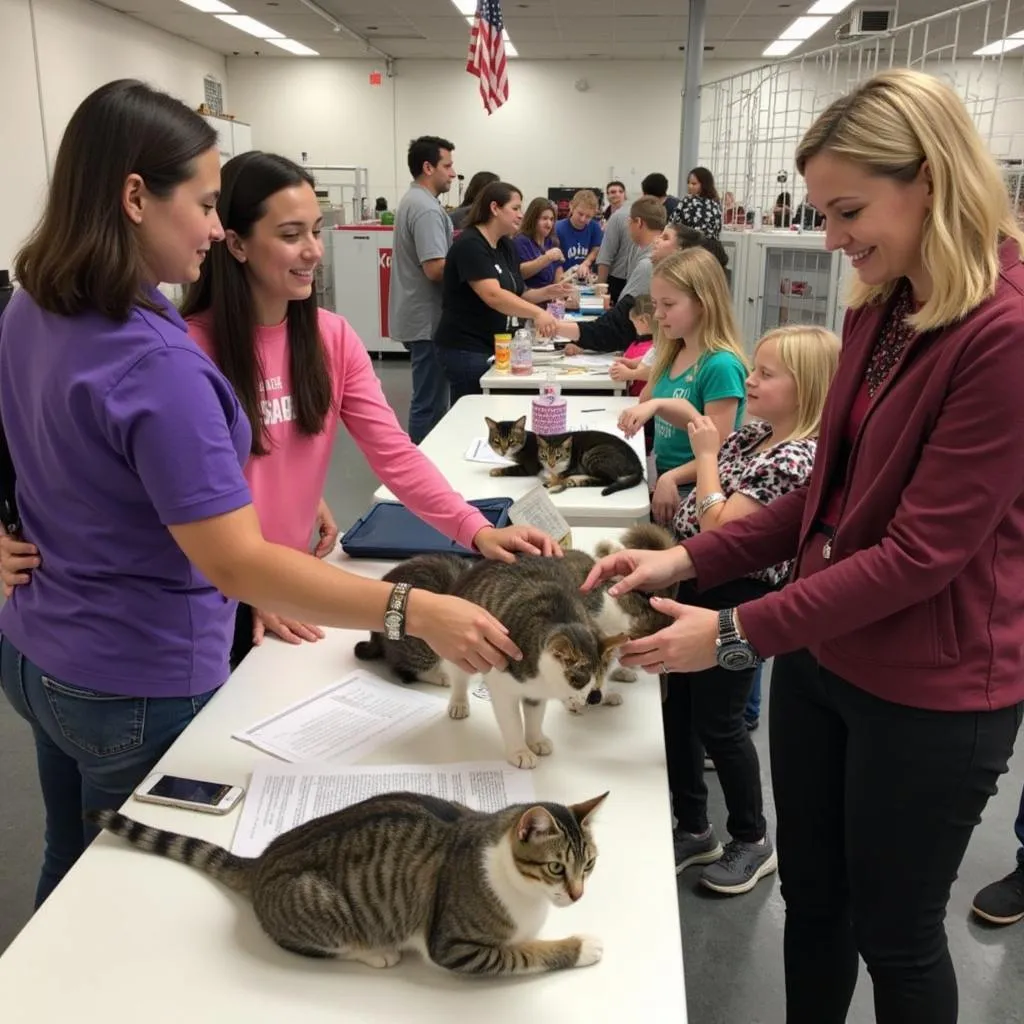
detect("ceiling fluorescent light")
[269,38,320,56]
[780,16,831,40]
[975,32,1024,56]
[805,0,853,14]
[179,0,236,12]
[452,0,477,14]
[763,38,803,57]
[215,14,285,39]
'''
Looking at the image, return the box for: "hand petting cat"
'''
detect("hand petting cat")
[581,544,695,597]
[473,526,563,563]
[617,599,719,674]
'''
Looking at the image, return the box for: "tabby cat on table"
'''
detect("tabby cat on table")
[355,525,675,768]
[485,416,644,496]
[90,789,608,976]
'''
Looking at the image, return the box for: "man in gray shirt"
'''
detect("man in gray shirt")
[596,203,639,305]
[620,197,668,302]
[389,135,457,443]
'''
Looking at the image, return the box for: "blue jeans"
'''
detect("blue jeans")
[402,341,449,444]
[436,346,491,407]
[0,635,217,907]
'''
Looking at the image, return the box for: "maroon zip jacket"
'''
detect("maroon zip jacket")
[683,239,1024,711]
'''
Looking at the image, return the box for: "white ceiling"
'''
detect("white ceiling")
[96,0,1022,61]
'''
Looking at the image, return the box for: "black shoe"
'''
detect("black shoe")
[700,837,778,895]
[744,715,760,731]
[972,864,1024,925]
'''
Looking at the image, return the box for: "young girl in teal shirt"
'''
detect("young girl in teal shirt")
[618,247,749,523]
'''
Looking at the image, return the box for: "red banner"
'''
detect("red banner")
[378,248,392,338]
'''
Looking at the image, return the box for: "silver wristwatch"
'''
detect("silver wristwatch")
[716,608,759,671]
[383,583,412,641]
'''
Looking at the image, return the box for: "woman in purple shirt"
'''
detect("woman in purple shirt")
[513,198,565,290]
[0,80,548,908]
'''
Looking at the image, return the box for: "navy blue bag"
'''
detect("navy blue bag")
[340,498,513,559]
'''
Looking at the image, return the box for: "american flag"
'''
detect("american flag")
[466,0,509,115]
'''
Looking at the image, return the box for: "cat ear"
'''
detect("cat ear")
[571,792,610,826]
[516,806,561,843]
[514,415,527,430]
[600,632,630,656]
[485,417,497,430]
[547,633,577,664]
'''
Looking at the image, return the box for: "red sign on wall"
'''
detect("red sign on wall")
[378,248,392,338]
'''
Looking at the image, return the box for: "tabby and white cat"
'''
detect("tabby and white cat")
[356,556,625,768]
[88,790,607,975]
[536,431,644,496]
[485,416,541,478]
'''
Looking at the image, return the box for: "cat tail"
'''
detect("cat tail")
[619,522,676,551]
[86,810,254,894]
[593,538,622,558]
[600,471,645,497]
[354,633,384,661]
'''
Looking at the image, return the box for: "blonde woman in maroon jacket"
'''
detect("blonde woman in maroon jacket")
[584,69,1024,1024]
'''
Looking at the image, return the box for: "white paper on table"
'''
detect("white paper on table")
[231,761,536,857]
[232,671,446,765]
[465,437,515,465]
[560,354,618,369]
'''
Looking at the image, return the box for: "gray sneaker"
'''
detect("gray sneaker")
[674,826,723,874]
[700,837,778,895]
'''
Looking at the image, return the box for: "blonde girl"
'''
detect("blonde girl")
[661,324,841,899]
[618,247,749,523]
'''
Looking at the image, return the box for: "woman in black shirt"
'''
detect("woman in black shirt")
[435,181,567,404]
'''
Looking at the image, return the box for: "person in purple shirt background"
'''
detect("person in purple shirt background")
[513,197,565,291]
[0,79,550,909]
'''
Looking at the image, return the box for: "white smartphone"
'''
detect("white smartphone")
[134,773,245,815]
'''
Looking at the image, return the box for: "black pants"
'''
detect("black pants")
[230,602,255,671]
[663,577,771,844]
[771,648,1022,1024]
[608,274,628,305]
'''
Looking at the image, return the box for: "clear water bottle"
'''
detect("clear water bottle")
[511,325,534,376]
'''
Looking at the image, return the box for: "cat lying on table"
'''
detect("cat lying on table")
[89,789,608,976]
[354,525,676,767]
[485,416,644,496]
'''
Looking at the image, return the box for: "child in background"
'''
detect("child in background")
[618,247,748,524]
[609,294,656,397]
[555,190,603,276]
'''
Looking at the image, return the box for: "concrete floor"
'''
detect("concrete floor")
[1,357,1024,1021]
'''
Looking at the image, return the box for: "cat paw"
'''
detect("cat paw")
[575,935,603,968]
[601,691,624,706]
[489,467,506,477]
[448,699,470,720]
[564,696,588,714]
[527,735,554,756]
[507,747,539,769]
[609,666,637,683]
[355,948,402,969]
[548,484,567,494]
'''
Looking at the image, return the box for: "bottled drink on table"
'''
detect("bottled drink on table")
[511,325,534,376]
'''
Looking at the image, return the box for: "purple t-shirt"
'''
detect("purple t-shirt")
[514,233,557,288]
[0,287,252,698]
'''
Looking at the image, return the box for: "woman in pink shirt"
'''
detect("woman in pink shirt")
[179,151,555,664]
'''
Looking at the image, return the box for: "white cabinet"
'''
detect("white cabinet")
[201,115,253,165]
[736,232,842,353]
[328,226,404,356]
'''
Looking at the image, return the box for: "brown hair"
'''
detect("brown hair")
[180,152,331,457]
[687,166,719,202]
[466,182,523,227]
[14,79,217,322]
[519,198,557,244]
[569,189,600,212]
[630,198,667,232]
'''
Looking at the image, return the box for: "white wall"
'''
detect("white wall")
[0,0,227,272]
[228,58,758,209]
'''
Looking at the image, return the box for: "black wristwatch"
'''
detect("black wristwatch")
[383,583,412,640]
[716,608,759,671]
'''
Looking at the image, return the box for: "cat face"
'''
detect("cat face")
[512,793,608,907]
[546,627,627,712]
[536,436,572,479]
[485,415,528,456]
